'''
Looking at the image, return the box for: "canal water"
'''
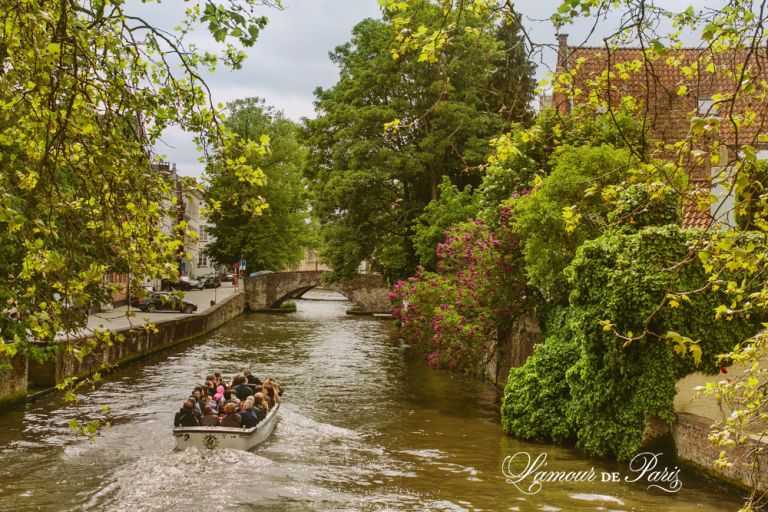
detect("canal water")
[0,291,746,511]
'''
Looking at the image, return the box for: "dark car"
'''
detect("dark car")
[133,292,197,314]
[199,274,221,288]
[220,273,234,282]
[161,276,204,291]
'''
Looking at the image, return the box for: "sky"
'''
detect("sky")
[129,0,712,178]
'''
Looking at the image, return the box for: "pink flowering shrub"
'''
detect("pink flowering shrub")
[390,202,529,374]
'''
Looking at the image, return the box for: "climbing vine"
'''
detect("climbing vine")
[502,224,764,459]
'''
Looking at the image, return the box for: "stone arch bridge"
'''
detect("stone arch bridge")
[243,271,391,313]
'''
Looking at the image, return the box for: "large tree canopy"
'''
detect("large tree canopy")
[205,98,309,271]
[303,1,534,281]
[0,0,275,348]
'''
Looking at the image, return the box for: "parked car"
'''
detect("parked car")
[181,276,205,290]
[133,292,197,314]
[249,270,273,277]
[161,276,204,291]
[221,273,234,282]
[199,274,221,288]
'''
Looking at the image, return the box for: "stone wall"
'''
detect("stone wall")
[673,412,768,492]
[0,354,28,407]
[330,274,392,313]
[28,292,246,389]
[485,313,541,387]
[675,371,736,422]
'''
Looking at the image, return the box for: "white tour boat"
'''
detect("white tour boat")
[173,402,280,451]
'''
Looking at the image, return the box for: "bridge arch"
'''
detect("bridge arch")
[243,271,390,314]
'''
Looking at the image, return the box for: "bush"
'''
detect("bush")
[391,205,529,374]
[607,182,682,229]
[501,307,580,443]
[502,225,764,459]
[413,176,480,270]
[512,144,636,303]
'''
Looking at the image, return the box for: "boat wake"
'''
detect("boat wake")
[84,403,430,511]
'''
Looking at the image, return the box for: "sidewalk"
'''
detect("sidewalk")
[72,283,241,337]
[35,283,247,394]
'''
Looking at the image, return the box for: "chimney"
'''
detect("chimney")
[557,33,569,69]
[553,33,571,114]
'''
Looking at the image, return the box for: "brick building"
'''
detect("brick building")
[553,34,768,228]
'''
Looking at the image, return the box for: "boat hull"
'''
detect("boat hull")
[173,403,280,451]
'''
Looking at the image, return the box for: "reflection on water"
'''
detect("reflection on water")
[0,290,747,511]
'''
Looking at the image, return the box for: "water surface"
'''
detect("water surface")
[0,291,746,511]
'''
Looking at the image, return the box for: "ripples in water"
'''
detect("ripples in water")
[0,293,750,511]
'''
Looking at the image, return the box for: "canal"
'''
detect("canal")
[0,291,746,511]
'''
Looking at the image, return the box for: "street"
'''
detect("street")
[76,282,241,336]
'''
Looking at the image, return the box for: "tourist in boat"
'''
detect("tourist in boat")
[174,400,200,427]
[205,376,216,397]
[239,399,260,428]
[204,394,219,414]
[200,405,220,426]
[253,392,269,415]
[221,389,239,409]
[192,387,207,412]
[185,395,202,416]
[220,402,242,428]
[213,384,225,405]
[262,382,278,408]
[264,376,282,398]
[252,393,267,421]
[244,369,261,386]
[232,376,254,401]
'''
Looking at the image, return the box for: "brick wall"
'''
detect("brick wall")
[673,412,768,492]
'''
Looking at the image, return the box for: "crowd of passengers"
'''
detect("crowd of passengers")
[174,370,281,429]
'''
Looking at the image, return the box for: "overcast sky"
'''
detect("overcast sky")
[130,0,711,178]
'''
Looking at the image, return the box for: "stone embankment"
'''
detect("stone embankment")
[0,289,246,406]
[674,371,768,491]
[491,326,767,492]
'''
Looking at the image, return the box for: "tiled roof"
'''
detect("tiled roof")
[681,199,713,229]
[554,40,768,230]
[557,45,768,147]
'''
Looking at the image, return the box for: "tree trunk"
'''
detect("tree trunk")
[430,166,440,201]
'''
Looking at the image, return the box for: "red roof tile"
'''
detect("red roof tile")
[681,199,713,229]
[555,43,768,148]
[553,37,768,230]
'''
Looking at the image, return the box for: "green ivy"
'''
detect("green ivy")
[502,225,764,460]
[501,307,580,444]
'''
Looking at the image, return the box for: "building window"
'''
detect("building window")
[710,166,736,229]
[197,253,208,268]
[698,97,717,116]
[200,225,208,242]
